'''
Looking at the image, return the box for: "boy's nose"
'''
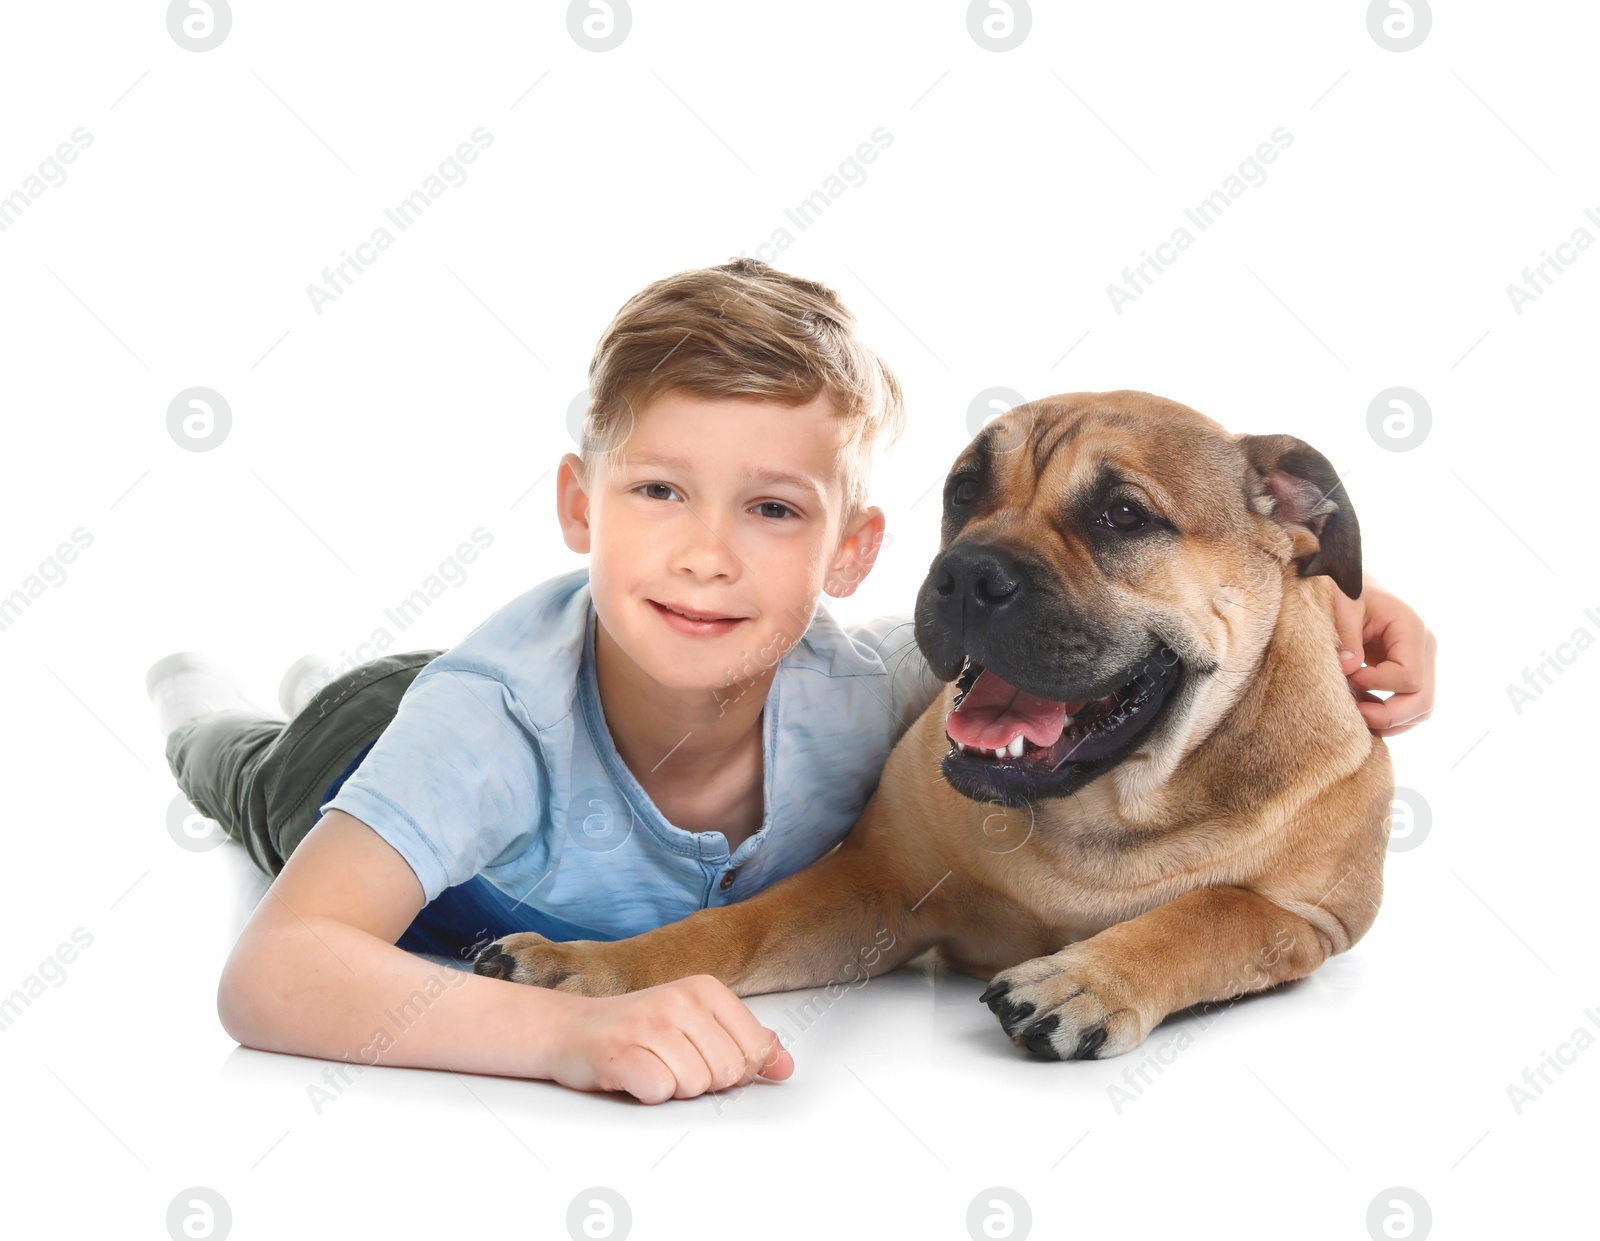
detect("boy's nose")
[671,517,741,579]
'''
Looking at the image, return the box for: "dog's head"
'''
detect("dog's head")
[914,390,1361,806]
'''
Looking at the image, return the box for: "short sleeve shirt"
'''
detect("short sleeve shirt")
[323,568,943,940]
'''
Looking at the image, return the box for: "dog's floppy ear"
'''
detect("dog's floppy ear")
[1237,433,1362,599]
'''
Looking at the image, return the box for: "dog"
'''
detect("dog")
[474,390,1393,1060]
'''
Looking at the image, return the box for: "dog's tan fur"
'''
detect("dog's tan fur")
[479,392,1393,1059]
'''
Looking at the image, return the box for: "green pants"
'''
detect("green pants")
[163,650,442,877]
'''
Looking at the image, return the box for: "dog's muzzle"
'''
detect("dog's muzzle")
[914,542,1186,805]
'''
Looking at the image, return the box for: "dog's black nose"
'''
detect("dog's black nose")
[935,545,1026,612]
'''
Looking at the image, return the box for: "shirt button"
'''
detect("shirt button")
[719,870,736,891]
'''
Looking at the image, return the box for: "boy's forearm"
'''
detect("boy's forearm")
[218,917,582,1080]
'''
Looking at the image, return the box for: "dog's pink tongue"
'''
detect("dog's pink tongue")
[947,669,1072,749]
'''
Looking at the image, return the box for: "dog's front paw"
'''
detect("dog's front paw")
[979,945,1155,1060]
[471,932,631,996]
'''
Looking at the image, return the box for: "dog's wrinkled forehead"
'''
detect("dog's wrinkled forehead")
[959,393,1247,534]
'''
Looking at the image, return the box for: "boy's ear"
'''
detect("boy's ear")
[825,506,886,598]
[555,453,592,555]
[1237,433,1362,599]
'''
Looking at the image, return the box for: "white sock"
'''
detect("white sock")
[278,654,337,718]
[145,653,264,737]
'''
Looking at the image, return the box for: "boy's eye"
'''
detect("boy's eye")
[638,483,679,502]
[753,501,796,521]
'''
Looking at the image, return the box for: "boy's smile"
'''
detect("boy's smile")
[645,598,750,639]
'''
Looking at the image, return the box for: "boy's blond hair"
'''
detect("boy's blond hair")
[578,257,905,518]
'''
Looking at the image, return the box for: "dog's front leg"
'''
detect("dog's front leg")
[980,885,1337,1059]
[473,834,939,998]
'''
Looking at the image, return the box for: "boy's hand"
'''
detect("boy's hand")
[551,975,794,1104]
[1331,577,1437,738]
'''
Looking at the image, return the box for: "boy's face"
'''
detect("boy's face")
[556,390,884,694]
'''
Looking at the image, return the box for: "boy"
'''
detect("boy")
[149,259,1436,1105]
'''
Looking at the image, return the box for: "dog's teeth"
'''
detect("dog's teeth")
[1008,735,1024,757]
[994,747,1006,759]
[1063,714,1074,728]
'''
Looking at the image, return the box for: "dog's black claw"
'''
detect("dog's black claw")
[990,997,1036,1036]
[474,952,517,980]
[1021,1015,1063,1059]
[979,980,1009,1005]
[1071,1025,1108,1060]
[1024,1029,1062,1061]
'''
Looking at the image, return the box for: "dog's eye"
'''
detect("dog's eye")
[1102,500,1148,531]
[950,475,979,506]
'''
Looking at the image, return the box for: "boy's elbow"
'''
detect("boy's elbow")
[216,938,276,1048]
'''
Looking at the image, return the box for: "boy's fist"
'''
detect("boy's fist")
[475,934,794,1101]
[554,974,793,1104]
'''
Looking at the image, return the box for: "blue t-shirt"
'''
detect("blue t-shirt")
[321,568,941,941]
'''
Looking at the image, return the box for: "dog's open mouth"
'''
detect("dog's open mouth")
[941,647,1184,802]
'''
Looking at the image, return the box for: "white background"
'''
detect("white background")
[1,2,1595,1238]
